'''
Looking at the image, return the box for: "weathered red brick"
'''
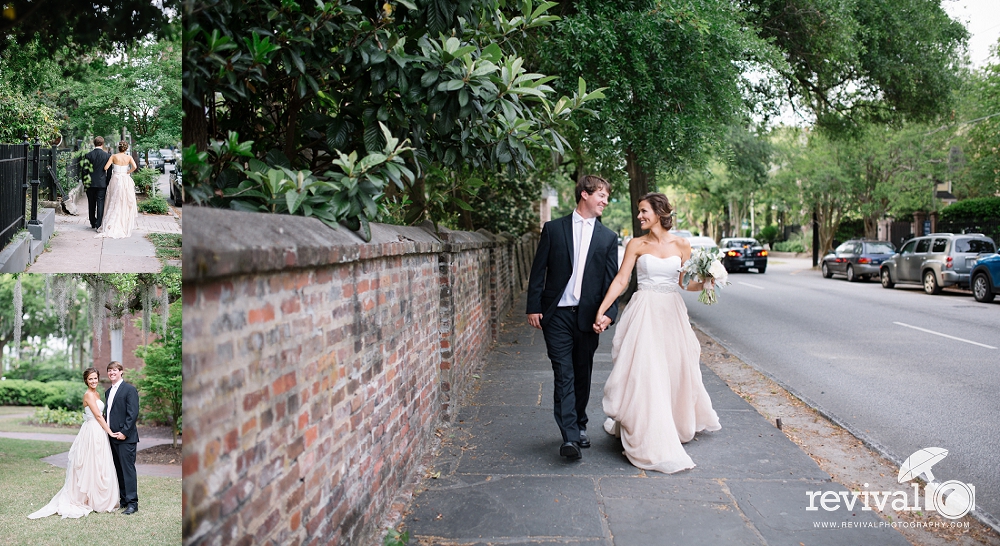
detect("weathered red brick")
[248,304,275,324]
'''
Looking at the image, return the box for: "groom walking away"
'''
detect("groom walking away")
[84,137,113,229]
[526,175,620,460]
[104,361,140,514]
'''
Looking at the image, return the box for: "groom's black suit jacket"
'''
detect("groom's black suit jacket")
[104,381,140,444]
[527,214,620,331]
[84,148,112,188]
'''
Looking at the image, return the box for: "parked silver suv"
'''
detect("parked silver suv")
[880,233,997,294]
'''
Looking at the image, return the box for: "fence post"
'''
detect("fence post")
[29,138,41,225]
[20,134,29,229]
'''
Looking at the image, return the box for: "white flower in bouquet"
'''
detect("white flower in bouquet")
[680,247,730,304]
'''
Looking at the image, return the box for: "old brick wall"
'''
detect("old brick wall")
[182,208,536,546]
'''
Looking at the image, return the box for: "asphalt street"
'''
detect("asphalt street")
[683,255,1000,530]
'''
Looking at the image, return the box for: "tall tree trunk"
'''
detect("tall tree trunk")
[406,176,427,225]
[182,96,208,153]
[625,148,653,237]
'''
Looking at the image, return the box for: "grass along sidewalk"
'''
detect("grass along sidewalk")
[146,233,181,275]
[0,438,181,546]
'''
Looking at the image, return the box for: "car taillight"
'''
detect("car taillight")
[858,257,871,264]
[946,256,953,269]
[759,250,768,257]
[727,250,739,257]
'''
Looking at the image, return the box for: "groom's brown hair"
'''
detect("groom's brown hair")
[574,175,611,203]
[107,361,124,373]
[93,136,105,147]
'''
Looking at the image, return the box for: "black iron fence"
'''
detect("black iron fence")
[0,137,67,252]
[937,218,1000,246]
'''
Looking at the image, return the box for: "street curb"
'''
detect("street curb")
[691,320,1000,535]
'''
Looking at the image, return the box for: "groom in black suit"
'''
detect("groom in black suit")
[84,137,113,229]
[104,361,140,514]
[527,175,620,460]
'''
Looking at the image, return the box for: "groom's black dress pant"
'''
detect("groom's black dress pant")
[543,306,600,444]
[86,186,106,228]
[111,441,138,507]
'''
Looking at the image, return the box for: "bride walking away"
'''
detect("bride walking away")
[593,193,721,473]
[96,141,139,239]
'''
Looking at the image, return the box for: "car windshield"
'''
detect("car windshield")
[864,242,895,254]
[955,238,996,253]
[726,239,758,248]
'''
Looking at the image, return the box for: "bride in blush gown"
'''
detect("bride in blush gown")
[95,140,138,239]
[592,193,721,473]
[28,368,120,519]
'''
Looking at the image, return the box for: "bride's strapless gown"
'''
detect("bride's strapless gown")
[96,164,138,239]
[602,254,721,473]
[28,400,119,518]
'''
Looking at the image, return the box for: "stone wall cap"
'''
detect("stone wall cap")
[182,207,446,281]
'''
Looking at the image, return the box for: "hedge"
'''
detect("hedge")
[940,197,1000,222]
[0,380,88,410]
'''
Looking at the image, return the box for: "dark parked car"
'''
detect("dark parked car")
[971,253,1000,303]
[719,238,767,273]
[880,233,997,294]
[821,239,896,282]
[169,169,183,207]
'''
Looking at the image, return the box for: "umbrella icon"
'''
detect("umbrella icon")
[898,447,948,483]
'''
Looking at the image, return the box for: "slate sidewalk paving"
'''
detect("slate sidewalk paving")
[27,173,181,273]
[402,292,910,545]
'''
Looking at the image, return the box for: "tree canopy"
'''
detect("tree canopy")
[0,0,177,55]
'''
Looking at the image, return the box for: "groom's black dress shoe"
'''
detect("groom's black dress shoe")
[122,504,138,515]
[560,441,582,460]
[579,430,591,448]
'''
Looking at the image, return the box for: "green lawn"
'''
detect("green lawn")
[0,438,181,546]
[0,407,79,435]
[0,406,37,416]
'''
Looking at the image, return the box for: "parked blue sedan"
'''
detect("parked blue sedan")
[971,253,1000,303]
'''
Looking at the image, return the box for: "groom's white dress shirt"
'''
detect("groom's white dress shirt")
[107,378,122,422]
[559,211,595,307]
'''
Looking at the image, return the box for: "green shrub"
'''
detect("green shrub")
[758,224,780,247]
[940,197,1000,221]
[774,240,807,253]
[131,167,161,195]
[3,364,78,382]
[32,406,84,426]
[0,379,87,410]
[138,195,170,214]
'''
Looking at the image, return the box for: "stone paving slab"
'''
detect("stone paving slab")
[401,292,911,545]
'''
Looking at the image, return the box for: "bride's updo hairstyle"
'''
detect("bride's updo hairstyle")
[83,367,99,384]
[118,140,129,153]
[640,192,673,231]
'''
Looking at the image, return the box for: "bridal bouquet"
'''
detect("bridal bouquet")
[680,247,730,305]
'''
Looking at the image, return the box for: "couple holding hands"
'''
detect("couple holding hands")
[28,362,141,519]
[527,175,721,473]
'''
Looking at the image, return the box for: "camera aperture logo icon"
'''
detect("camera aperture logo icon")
[898,447,975,520]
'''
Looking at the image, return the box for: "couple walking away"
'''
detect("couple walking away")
[84,136,139,239]
[28,362,140,519]
[527,176,720,473]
